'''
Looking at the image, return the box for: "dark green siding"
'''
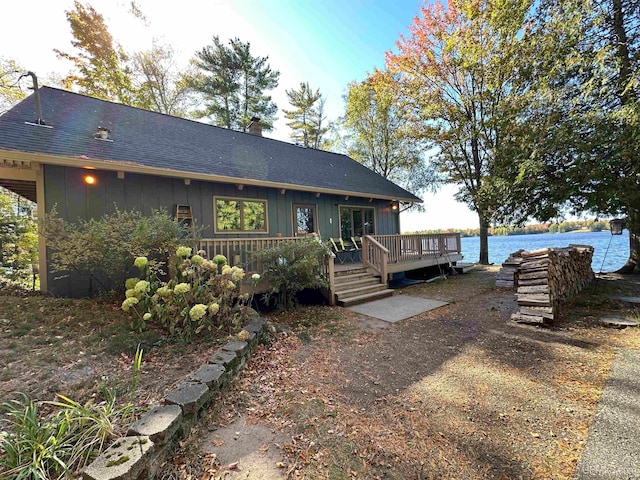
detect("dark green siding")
[43,165,400,296]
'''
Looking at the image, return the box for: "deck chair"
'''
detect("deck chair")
[338,238,357,262]
[350,236,362,262]
[329,238,354,263]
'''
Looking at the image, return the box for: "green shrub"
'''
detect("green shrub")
[41,207,201,295]
[251,237,330,311]
[122,248,256,337]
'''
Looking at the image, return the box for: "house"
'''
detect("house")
[0,86,461,301]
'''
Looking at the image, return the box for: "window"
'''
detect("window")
[339,206,375,239]
[215,197,267,233]
[293,204,317,236]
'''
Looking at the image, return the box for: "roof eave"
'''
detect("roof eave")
[0,148,423,204]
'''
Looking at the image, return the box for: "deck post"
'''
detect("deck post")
[382,250,389,285]
[327,253,336,306]
[362,236,369,267]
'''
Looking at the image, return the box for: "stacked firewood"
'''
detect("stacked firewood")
[496,250,524,288]
[511,245,594,324]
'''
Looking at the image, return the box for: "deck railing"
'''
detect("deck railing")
[198,236,305,273]
[197,236,337,305]
[363,233,461,280]
[198,233,459,302]
[361,235,389,281]
[371,233,461,263]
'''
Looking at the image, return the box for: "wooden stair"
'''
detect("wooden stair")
[334,268,394,307]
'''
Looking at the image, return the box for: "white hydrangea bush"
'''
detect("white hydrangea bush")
[122,248,259,338]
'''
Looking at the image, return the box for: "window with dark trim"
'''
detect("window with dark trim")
[214,197,267,233]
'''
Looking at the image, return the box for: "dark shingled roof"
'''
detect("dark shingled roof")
[0,87,421,203]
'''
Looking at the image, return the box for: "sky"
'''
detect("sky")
[1,0,480,231]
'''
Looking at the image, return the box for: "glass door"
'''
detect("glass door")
[293,204,316,236]
[339,206,375,239]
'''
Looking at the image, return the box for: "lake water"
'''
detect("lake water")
[460,231,630,272]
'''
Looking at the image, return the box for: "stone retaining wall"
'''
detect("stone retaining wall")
[82,317,268,480]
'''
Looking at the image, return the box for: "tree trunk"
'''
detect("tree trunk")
[616,207,640,274]
[609,0,638,274]
[611,0,632,107]
[478,212,490,265]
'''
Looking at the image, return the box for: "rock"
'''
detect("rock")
[210,350,237,367]
[82,436,153,480]
[191,364,225,388]
[600,316,640,328]
[244,318,265,333]
[611,296,640,305]
[222,340,248,357]
[127,405,182,444]
[164,382,209,415]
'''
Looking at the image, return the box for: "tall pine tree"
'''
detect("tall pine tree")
[283,82,328,148]
[191,36,279,132]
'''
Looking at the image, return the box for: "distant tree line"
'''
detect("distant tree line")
[414,220,611,238]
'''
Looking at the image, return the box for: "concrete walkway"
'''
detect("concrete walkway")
[348,294,448,323]
[576,349,640,480]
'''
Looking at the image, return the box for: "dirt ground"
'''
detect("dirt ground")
[0,293,225,417]
[166,267,640,480]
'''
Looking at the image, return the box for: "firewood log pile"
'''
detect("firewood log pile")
[496,250,524,288]
[509,245,594,324]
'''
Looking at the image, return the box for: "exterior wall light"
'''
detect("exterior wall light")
[391,201,399,211]
[84,174,97,185]
[609,218,625,235]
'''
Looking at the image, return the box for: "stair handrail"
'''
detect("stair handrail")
[363,235,389,283]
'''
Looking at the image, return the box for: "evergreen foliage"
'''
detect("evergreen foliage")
[191,36,280,131]
[283,82,328,148]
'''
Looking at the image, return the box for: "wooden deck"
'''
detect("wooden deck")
[197,233,463,305]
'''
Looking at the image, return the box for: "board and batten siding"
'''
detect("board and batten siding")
[43,165,400,296]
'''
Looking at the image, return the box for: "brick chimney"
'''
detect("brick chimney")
[248,116,262,136]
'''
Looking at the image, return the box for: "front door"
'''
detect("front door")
[293,204,317,236]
